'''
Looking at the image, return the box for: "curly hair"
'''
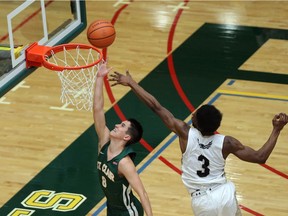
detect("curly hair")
[196,105,222,134]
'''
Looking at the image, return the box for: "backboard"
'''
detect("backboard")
[0,0,87,97]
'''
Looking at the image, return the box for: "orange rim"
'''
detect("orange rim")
[42,43,103,71]
[26,42,103,71]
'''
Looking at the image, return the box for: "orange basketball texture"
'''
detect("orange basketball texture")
[87,20,116,48]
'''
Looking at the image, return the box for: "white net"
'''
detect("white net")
[46,45,102,111]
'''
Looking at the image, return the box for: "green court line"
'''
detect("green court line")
[1,23,287,216]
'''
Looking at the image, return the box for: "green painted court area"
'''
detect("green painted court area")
[1,23,287,215]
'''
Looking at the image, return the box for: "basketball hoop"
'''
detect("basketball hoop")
[26,42,103,111]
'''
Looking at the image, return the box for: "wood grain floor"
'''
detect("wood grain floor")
[1,1,288,215]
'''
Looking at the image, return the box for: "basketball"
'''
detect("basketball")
[87,20,116,48]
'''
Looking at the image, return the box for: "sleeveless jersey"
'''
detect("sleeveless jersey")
[97,142,143,216]
[181,128,227,193]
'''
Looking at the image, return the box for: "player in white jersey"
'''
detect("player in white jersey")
[110,70,288,216]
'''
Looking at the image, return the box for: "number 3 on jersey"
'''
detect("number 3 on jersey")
[197,154,210,177]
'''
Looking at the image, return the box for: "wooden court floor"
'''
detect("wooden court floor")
[1,1,288,215]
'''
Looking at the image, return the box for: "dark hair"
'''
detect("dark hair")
[126,118,143,145]
[196,105,222,134]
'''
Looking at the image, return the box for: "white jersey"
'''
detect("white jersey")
[181,127,227,193]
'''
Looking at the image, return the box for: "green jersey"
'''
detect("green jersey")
[97,142,144,216]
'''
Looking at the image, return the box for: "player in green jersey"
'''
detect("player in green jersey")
[93,61,153,216]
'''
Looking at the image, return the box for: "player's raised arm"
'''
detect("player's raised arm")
[93,61,112,151]
[109,71,190,153]
[224,113,288,163]
[110,71,189,135]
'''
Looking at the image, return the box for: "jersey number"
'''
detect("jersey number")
[197,155,210,177]
[102,176,107,188]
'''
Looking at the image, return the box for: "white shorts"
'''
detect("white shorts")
[191,181,242,216]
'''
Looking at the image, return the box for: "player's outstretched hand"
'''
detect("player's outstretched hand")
[109,70,133,87]
[272,113,288,131]
[97,60,112,78]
